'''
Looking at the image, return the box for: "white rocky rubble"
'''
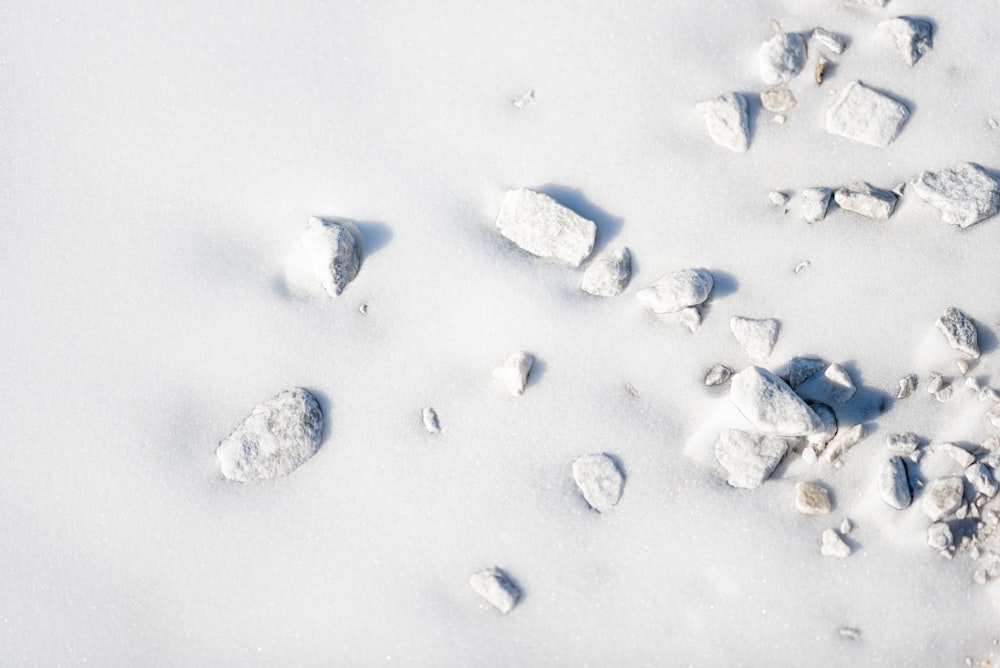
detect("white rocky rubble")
[759,33,806,85]
[636,268,713,313]
[571,453,625,512]
[493,352,534,397]
[821,529,852,558]
[801,188,832,223]
[730,366,824,437]
[965,463,999,499]
[881,17,932,67]
[216,387,324,482]
[760,87,797,113]
[705,364,733,386]
[912,163,1000,228]
[581,247,631,297]
[927,522,953,551]
[469,568,521,614]
[811,27,846,55]
[826,81,910,148]
[834,182,898,220]
[301,217,362,297]
[730,317,779,360]
[422,407,441,434]
[696,93,750,152]
[877,456,912,509]
[795,482,832,514]
[495,189,597,266]
[936,307,980,359]
[714,429,790,489]
[921,477,965,521]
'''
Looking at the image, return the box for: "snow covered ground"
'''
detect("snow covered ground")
[3,0,1000,665]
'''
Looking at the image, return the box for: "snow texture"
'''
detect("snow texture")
[301,217,362,297]
[730,316,779,360]
[760,87,797,113]
[714,429,789,489]
[801,187,833,223]
[881,17,932,67]
[636,268,713,314]
[795,482,832,514]
[821,529,852,558]
[696,93,750,152]
[921,477,965,521]
[729,366,825,437]
[912,163,1000,228]
[936,307,980,359]
[469,568,521,614]
[811,28,846,56]
[422,407,441,434]
[493,352,534,397]
[834,182,898,220]
[571,454,625,512]
[216,388,324,482]
[758,33,807,85]
[581,247,631,297]
[825,81,910,148]
[496,189,597,266]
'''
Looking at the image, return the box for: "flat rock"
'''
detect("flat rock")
[637,268,714,313]
[760,87,797,113]
[936,307,980,358]
[216,388,324,482]
[881,17,932,66]
[730,366,825,437]
[422,407,441,434]
[789,357,827,388]
[571,453,625,512]
[705,364,733,386]
[913,163,1000,228]
[795,482,833,514]
[821,529,852,558]
[876,456,911,509]
[802,188,833,223]
[927,522,953,550]
[921,477,965,521]
[696,93,750,152]
[493,351,534,397]
[812,28,846,55]
[495,189,597,266]
[759,33,807,85]
[301,217,362,297]
[834,182,898,220]
[965,463,999,498]
[469,568,521,614]
[714,429,789,489]
[581,247,631,297]
[730,317,779,360]
[826,81,910,148]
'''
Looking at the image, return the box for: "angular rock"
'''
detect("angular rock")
[927,522,953,550]
[826,81,910,148]
[301,217,362,297]
[469,568,520,614]
[936,307,980,358]
[730,317,779,360]
[881,17,932,67]
[921,477,965,521]
[730,366,825,437]
[216,388,324,482]
[927,372,946,394]
[821,529,852,558]
[705,364,733,386]
[886,432,921,457]
[422,407,441,434]
[812,27,846,55]
[760,87,797,113]
[581,247,631,297]
[808,403,838,446]
[789,357,827,388]
[571,453,625,512]
[825,364,857,403]
[877,456,911,509]
[897,374,918,399]
[714,429,789,489]
[636,268,714,314]
[493,352,533,397]
[759,33,807,85]
[965,463,999,499]
[913,163,1000,228]
[675,306,703,333]
[696,93,750,152]
[802,188,833,223]
[768,191,790,207]
[834,182,898,220]
[795,482,833,514]
[825,424,866,463]
[938,442,975,469]
[495,189,597,267]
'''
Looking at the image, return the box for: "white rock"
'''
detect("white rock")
[825,364,856,403]
[216,388,324,482]
[495,189,597,267]
[511,89,535,109]
[821,529,852,558]
[936,386,955,402]
[957,359,971,376]
[825,424,866,464]
[802,188,833,223]
[841,518,854,534]
[927,372,946,394]
[826,81,910,148]
[714,429,789,489]
[922,477,965,521]
[581,247,631,297]
[988,403,1000,429]
[913,162,1000,229]
[730,317,779,360]
[768,191,790,207]
[637,268,714,313]
[422,407,441,434]
[469,568,521,614]
[834,182,898,220]
[696,93,750,152]
[493,352,534,397]
[812,28,846,56]
[789,357,827,388]
[808,403,838,446]
[705,364,733,386]
[676,306,702,332]
[795,482,833,514]
[839,627,861,640]
[761,87,797,113]
[301,217,362,297]
[927,523,954,551]
[572,453,625,512]
[730,366,825,437]
[773,114,787,125]
[877,456,911,509]
[938,443,975,469]
[966,463,999,499]
[897,374,918,399]
[881,17,932,67]
[936,307,980,359]
[886,432,920,457]
[759,33,807,85]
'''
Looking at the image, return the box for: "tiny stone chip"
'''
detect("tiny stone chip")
[812,27,846,55]
[493,351,534,397]
[768,191,791,207]
[795,482,833,514]
[927,522,954,550]
[572,453,625,512]
[422,407,442,434]
[705,364,734,386]
[834,182,898,220]
[877,456,912,509]
[936,307,980,359]
[841,518,854,534]
[730,316,780,360]
[921,477,965,521]
[897,374,918,399]
[469,568,521,614]
[821,529,852,558]
[697,93,750,152]
[581,247,632,297]
[802,188,833,223]
[826,81,910,148]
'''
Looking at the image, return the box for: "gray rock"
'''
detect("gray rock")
[216,388,324,482]
[581,247,631,297]
[759,33,807,85]
[834,182,898,220]
[705,364,733,386]
[802,188,833,223]
[422,407,441,434]
[936,307,980,359]
[789,357,827,388]
[495,189,597,266]
[636,268,714,314]
[876,456,911,509]
[493,351,534,397]
[571,453,625,512]
[965,463,999,499]
[730,317,779,360]
[469,568,521,614]
[821,529,852,558]
[927,522,953,550]
[826,81,910,148]
[881,17,932,67]
[730,366,825,437]
[812,27,846,55]
[301,217,362,297]
[795,482,833,514]
[921,477,965,521]
[696,93,750,152]
[913,163,1000,228]
[760,87,797,113]
[714,429,789,489]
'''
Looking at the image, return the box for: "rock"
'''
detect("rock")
[876,456,912,509]
[921,477,965,521]
[759,33,807,85]
[469,568,521,614]
[696,93,750,152]
[812,27,846,55]
[825,424,867,464]
[493,352,534,397]
[911,163,1000,228]
[881,17,932,67]
[938,443,975,469]
[841,518,854,534]
[927,523,953,550]
[761,87,797,113]
[987,403,1000,429]
[897,374,918,399]
[795,482,833,514]
[826,81,910,148]
[802,188,833,223]
[834,182,898,220]
[495,189,597,267]
[301,217,362,297]
[927,372,946,394]
[808,403,838,446]
[581,247,631,297]
[957,359,971,376]
[422,407,441,434]
[886,432,921,457]
[965,463,999,498]
[571,453,625,512]
[636,268,714,314]
[768,191,790,207]
[839,627,861,640]
[825,364,857,403]
[730,366,825,437]
[789,357,827,388]
[821,529,852,558]
[511,89,535,109]
[676,306,702,333]
[935,385,954,402]
[216,388,324,482]
[936,307,980,359]
[705,364,733,386]
[714,429,790,489]
[730,317,779,360]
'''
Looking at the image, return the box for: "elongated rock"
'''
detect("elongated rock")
[469,568,521,614]
[808,403,838,446]
[730,317,779,360]
[936,307,980,359]
[812,28,846,56]
[581,247,631,297]
[636,268,713,314]
[572,453,625,512]
[301,217,362,297]
[877,456,911,509]
[759,33,807,85]
[493,352,533,397]
[696,93,750,152]
[912,163,1000,228]
[216,388,324,482]
[730,366,824,437]
[422,407,441,434]
[496,189,596,266]
[881,17,932,67]
[714,429,789,489]
[826,81,910,148]
[705,364,733,386]
[921,477,964,521]
[834,182,897,220]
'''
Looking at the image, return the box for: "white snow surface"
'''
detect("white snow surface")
[4,1,1000,665]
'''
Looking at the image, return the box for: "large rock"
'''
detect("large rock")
[881,17,932,67]
[301,217,362,297]
[730,366,825,437]
[912,163,1000,228]
[571,453,625,512]
[714,429,789,489]
[696,93,750,152]
[636,268,714,314]
[495,189,597,266]
[936,307,980,358]
[834,182,898,220]
[581,247,632,297]
[826,81,910,148]
[216,388,324,482]
[730,317,779,360]
[759,33,807,85]
[469,568,521,614]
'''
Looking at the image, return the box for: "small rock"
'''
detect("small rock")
[714,429,790,489]
[825,424,866,463]
[802,445,820,464]
[493,352,534,397]
[422,407,441,434]
[990,118,1000,130]
[834,182,898,220]
[821,528,852,558]
[812,27,846,55]
[839,627,861,640]
[966,463,999,498]
[927,372,946,394]
[974,570,989,585]
[730,366,825,437]
[794,261,811,274]
[469,568,521,614]
[966,377,983,393]
[897,374,918,399]
[759,33,807,85]
[802,188,833,223]
[511,89,535,109]
[789,357,827,388]
[301,217,362,297]
[581,247,632,297]
[877,456,912,509]
[572,453,625,512]
[826,81,910,148]
[936,385,955,403]
[927,522,954,550]
[730,317,779,360]
[957,359,971,376]
[768,191,791,207]
[815,57,829,86]
[795,482,833,514]
[359,303,369,315]
[705,364,734,386]
[761,87,797,113]
[912,163,1000,228]
[773,114,787,125]
[939,442,975,468]
[886,432,920,456]
[808,403,838,446]
[936,307,980,358]
[841,518,854,534]
[824,364,857,403]
[637,268,714,314]
[982,388,1000,403]
[987,403,1000,429]
[696,93,750,152]
[881,17,932,67]
[676,306,703,333]
[921,477,965,521]
[495,189,597,266]
[216,388,324,482]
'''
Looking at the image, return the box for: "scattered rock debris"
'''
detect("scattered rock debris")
[811,27,846,56]
[795,482,833,514]
[730,316,779,360]
[826,81,910,148]
[469,568,521,614]
[496,189,597,266]
[760,87,797,113]
[897,374,918,399]
[697,93,750,152]
[877,456,912,509]
[705,364,733,386]
[802,187,833,223]
[881,17,933,67]
[582,246,632,297]
[572,453,625,512]
[834,182,898,220]
[301,217,363,297]
[759,32,807,85]
[731,366,825,437]
[912,163,1000,228]
[422,407,441,434]
[637,268,714,314]
[821,528,852,558]
[922,477,965,521]
[714,428,790,489]
[493,351,534,397]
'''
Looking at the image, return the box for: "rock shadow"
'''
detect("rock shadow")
[734,91,762,148]
[308,387,334,449]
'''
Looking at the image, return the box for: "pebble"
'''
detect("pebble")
[877,456,912,509]
[921,477,965,521]
[789,357,827,388]
[730,316,779,360]
[841,518,854,534]
[637,268,714,313]
[812,27,846,56]
[714,429,790,489]
[987,403,1000,429]
[730,366,825,437]
[834,182,898,220]
[974,570,989,585]
[881,17,933,67]
[808,403,838,446]
[965,463,999,498]
[768,190,790,207]
[826,81,910,148]
[936,307,981,358]
[967,377,983,393]
[301,217,363,297]
[572,453,625,512]
[821,528,852,558]
[759,33,807,85]
[802,187,833,223]
[581,247,632,297]
[957,359,971,376]
[422,407,442,434]
[897,374,918,399]
[936,385,955,403]
[982,388,1000,403]
[773,114,787,125]
[795,482,833,514]
[928,522,954,550]
[938,442,975,469]
[825,424,866,463]
[469,568,521,614]
[761,87,797,113]
[511,89,535,109]
[696,93,750,152]
[886,432,921,457]
[495,189,597,266]
[705,364,734,386]
[493,351,534,397]
[912,163,1000,228]
[216,387,324,482]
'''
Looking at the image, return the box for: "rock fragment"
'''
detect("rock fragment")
[897,374,918,399]
[696,93,750,152]
[921,477,965,521]
[886,432,921,457]
[936,307,980,359]
[811,28,846,55]
[705,364,733,386]
[730,366,825,437]
[825,364,857,403]
[637,268,714,314]
[216,388,324,482]
[493,352,534,397]
[730,317,779,360]
[877,456,912,509]
[768,191,790,207]
[927,372,946,395]
[927,523,954,550]
[422,407,441,434]
[881,17,932,67]
[581,247,631,297]
[808,403,838,446]
[938,442,975,469]
[714,429,790,489]
[676,306,702,333]
[469,568,521,614]
[301,217,362,297]
[789,357,827,388]
[834,182,898,220]
[821,529,852,558]
[795,482,833,514]
[759,33,807,85]
[826,81,910,148]
[495,189,597,266]
[839,627,861,640]
[761,87,797,113]
[802,188,833,223]
[824,424,866,464]
[572,453,625,512]
[965,463,999,499]
[840,518,854,534]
